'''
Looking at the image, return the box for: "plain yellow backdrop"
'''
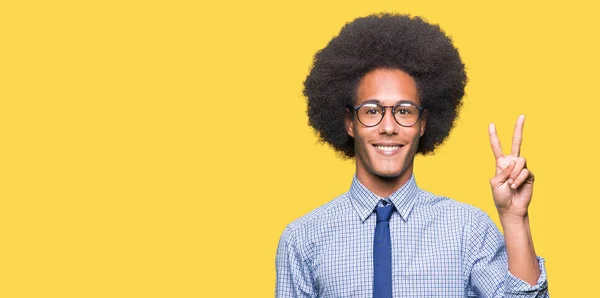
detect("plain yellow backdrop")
[1,0,598,297]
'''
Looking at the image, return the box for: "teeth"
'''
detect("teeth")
[375,145,400,152]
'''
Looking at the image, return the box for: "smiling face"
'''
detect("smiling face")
[345,68,426,192]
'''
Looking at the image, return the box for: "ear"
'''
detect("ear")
[345,110,355,138]
[419,111,428,137]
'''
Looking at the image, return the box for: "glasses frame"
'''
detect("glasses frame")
[347,101,425,127]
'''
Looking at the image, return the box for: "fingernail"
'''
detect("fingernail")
[508,179,513,184]
[511,183,517,189]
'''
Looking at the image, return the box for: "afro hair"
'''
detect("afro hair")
[303,13,467,158]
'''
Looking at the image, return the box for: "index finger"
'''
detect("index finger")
[511,115,525,157]
[488,123,504,159]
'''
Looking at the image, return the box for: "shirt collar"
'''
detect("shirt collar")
[349,174,420,222]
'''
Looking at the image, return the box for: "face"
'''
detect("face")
[345,68,426,187]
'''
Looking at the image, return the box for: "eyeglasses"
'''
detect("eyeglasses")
[347,101,425,127]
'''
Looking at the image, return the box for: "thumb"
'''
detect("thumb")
[491,160,515,187]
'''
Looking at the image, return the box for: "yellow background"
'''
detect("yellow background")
[1,0,598,297]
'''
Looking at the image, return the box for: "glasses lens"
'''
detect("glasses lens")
[394,103,420,126]
[357,103,383,126]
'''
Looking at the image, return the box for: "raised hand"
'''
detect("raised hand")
[488,115,535,221]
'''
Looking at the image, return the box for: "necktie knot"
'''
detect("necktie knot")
[375,203,394,223]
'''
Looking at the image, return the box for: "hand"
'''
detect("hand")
[488,115,535,222]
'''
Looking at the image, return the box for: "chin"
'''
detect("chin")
[373,168,405,179]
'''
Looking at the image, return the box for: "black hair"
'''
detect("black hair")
[303,13,467,157]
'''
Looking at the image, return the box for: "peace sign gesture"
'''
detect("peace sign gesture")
[488,115,535,221]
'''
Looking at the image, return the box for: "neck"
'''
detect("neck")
[355,164,414,198]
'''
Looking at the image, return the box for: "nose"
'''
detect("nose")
[379,107,399,135]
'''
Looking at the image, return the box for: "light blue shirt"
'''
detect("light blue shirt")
[276,174,549,297]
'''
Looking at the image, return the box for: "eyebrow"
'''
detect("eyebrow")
[361,99,418,105]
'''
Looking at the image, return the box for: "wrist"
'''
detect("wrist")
[499,212,529,227]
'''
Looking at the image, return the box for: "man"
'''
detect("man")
[276,13,549,297]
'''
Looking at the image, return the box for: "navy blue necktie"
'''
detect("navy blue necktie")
[373,201,394,298]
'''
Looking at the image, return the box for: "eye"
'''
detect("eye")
[365,108,379,115]
[359,104,382,116]
[396,108,412,115]
[395,103,417,117]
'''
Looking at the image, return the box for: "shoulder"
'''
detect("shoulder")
[277,193,353,263]
[283,192,352,235]
[414,189,494,225]
[417,188,481,213]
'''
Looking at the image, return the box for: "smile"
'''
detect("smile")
[373,144,403,155]
[375,145,400,152]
